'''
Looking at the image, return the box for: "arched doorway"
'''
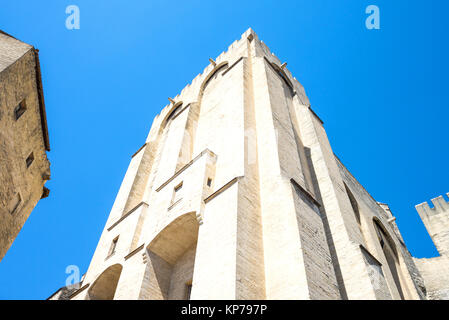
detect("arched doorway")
[140,212,199,300]
[87,264,123,300]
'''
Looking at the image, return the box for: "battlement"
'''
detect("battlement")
[416,193,449,259]
[151,28,310,128]
[415,193,449,220]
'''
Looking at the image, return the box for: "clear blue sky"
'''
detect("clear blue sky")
[0,0,448,300]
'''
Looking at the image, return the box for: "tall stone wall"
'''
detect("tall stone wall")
[61,28,426,300]
[0,32,50,261]
[414,194,449,300]
[335,159,426,299]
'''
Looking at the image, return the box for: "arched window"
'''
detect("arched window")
[166,103,183,123]
[269,62,294,95]
[202,64,228,92]
[373,219,405,299]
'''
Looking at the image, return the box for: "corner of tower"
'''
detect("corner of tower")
[241,27,258,41]
[151,27,314,129]
[240,28,312,107]
[415,193,449,220]
[415,193,449,258]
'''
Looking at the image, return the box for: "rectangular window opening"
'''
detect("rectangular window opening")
[26,152,34,168]
[107,236,119,258]
[14,100,27,120]
[207,178,212,187]
[171,181,183,205]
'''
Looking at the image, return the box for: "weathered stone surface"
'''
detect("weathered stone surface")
[57,28,440,300]
[414,193,449,300]
[0,31,50,262]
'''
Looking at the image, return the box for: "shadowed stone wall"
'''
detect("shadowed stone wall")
[0,31,50,262]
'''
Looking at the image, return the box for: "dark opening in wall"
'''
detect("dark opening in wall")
[171,182,183,205]
[14,100,27,120]
[26,152,34,168]
[107,236,119,258]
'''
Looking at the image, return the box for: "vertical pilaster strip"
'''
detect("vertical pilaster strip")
[295,102,378,299]
[252,55,310,299]
[234,38,266,299]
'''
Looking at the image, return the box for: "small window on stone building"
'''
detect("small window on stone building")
[185,282,192,300]
[26,152,34,168]
[207,178,212,187]
[107,236,119,258]
[8,193,22,215]
[171,182,183,205]
[14,100,27,120]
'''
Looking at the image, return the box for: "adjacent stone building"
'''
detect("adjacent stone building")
[58,29,444,300]
[0,30,50,262]
[414,194,449,300]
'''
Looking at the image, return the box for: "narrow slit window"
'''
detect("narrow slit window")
[171,182,183,205]
[26,152,34,168]
[207,178,212,187]
[107,236,119,258]
[14,100,27,120]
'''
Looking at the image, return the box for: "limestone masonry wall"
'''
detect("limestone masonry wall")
[414,194,449,300]
[0,32,50,262]
[58,28,438,300]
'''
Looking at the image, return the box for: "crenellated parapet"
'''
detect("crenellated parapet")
[415,193,449,257]
[414,193,449,300]
[416,193,449,221]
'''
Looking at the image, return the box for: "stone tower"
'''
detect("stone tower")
[64,29,428,300]
[0,30,51,262]
[414,194,449,300]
